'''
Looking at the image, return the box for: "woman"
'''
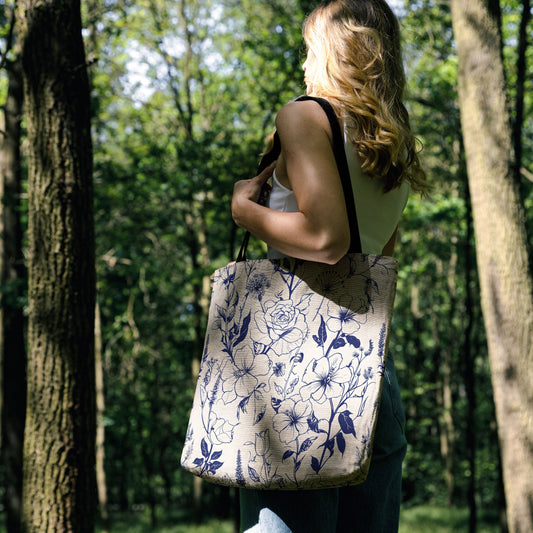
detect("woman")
[231,1,429,531]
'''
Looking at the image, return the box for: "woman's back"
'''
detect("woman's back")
[267,112,409,259]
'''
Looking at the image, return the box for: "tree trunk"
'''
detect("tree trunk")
[17,0,96,531]
[451,1,533,531]
[186,203,212,522]
[462,178,477,533]
[95,302,109,533]
[0,57,26,533]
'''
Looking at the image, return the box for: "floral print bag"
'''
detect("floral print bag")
[181,97,399,489]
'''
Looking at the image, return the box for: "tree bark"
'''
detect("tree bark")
[95,302,109,533]
[451,1,533,531]
[17,0,96,531]
[0,56,26,533]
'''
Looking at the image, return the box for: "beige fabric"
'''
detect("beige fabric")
[181,252,398,489]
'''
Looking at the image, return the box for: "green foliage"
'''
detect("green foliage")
[79,0,533,521]
[399,505,500,533]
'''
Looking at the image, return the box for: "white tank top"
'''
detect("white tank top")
[267,130,409,258]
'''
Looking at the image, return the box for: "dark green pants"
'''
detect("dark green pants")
[240,356,407,533]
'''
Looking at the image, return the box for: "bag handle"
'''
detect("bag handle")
[236,96,362,261]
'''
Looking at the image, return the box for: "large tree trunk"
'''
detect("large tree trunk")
[0,57,26,533]
[17,0,96,531]
[451,1,533,531]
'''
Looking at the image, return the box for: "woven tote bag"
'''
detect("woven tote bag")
[181,97,399,490]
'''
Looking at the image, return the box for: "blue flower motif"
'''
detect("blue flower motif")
[222,347,270,403]
[246,273,271,300]
[254,429,271,456]
[272,362,286,377]
[208,411,237,444]
[272,399,311,444]
[326,295,367,334]
[300,353,352,404]
[253,298,309,357]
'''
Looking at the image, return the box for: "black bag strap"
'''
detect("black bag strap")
[236,96,362,261]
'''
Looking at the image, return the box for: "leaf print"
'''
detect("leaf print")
[339,410,357,438]
[300,437,317,452]
[201,438,209,458]
[248,466,261,483]
[193,457,204,467]
[237,396,250,418]
[312,315,327,347]
[336,433,346,455]
[282,450,294,461]
[221,269,235,288]
[307,413,325,434]
[332,337,346,350]
[234,312,251,347]
[211,450,223,461]
[255,404,267,424]
[324,438,335,458]
[311,456,320,474]
[286,377,299,395]
[346,335,361,348]
[209,461,224,474]
[215,304,227,321]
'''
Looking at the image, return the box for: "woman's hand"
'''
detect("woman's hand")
[232,164,275,227]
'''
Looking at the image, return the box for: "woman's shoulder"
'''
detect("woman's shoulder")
[275,97,332,141]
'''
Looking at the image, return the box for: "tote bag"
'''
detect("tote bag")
[181,97,399,490]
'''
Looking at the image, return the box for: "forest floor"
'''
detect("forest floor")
[88,505,501,532]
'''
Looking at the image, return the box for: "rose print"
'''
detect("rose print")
[253,298,309,356]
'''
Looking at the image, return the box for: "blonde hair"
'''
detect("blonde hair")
[303,0,429,192]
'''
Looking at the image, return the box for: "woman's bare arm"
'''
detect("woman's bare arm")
[231,100,350,264]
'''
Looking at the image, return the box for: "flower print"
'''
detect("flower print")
[326,295,367,334]
[209,412,237,444]
[222,347,270,403]
[313,270,343,296]
[253,298,309,357]
[215,265,237,289]
[300,353,352,404]
[273,399,311,444]
[254,429,271,456]
[246,273,271,300]
[272,362,286,377]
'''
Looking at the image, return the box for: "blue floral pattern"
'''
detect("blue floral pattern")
[181,253,398,489]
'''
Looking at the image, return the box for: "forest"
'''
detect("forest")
[0,0,532,532]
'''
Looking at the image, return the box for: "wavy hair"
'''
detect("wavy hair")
[302,0,429,192]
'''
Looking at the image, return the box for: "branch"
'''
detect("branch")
[521,167,533,183]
